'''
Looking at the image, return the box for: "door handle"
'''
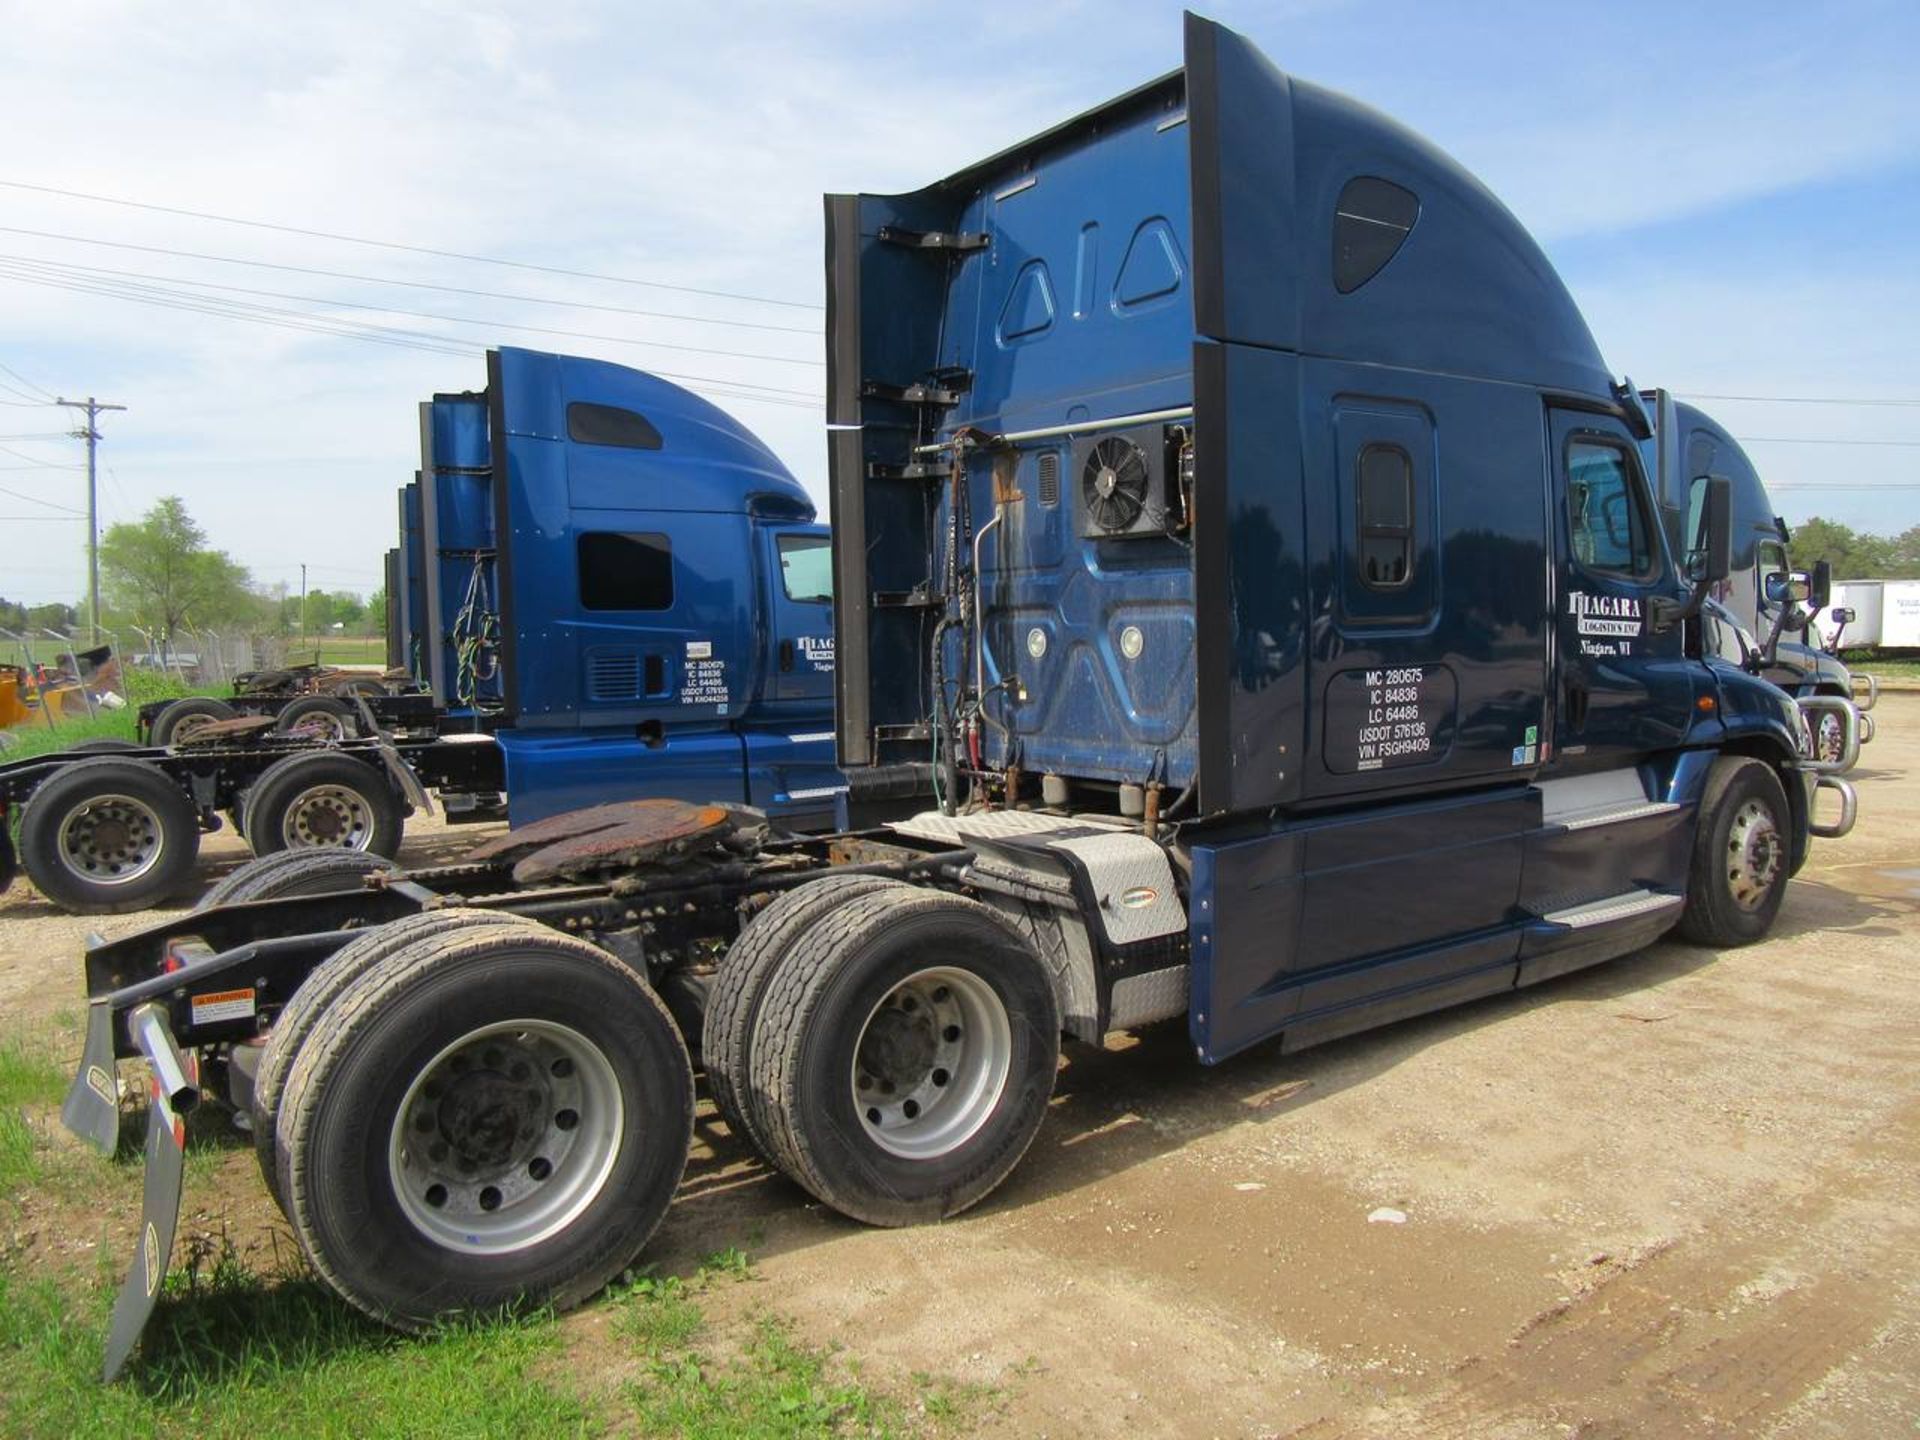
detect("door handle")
[1566,682,1589,733]
[778,640,794,673]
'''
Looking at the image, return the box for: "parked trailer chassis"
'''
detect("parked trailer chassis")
[0,696,502,911]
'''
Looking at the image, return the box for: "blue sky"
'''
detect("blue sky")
[0,0,1914,606]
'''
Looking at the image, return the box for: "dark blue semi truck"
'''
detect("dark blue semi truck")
[61,15,1862,1378]
[387,346,840,825]
[0,348,840,912]
[1647,399,1877,772]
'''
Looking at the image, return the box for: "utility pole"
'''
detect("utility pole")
[55,395,127,644]
[300,563,309,651]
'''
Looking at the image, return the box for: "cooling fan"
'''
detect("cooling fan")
[1081,435,1152,534]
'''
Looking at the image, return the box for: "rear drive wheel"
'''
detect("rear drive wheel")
[274,694,359,740]
[703,875,906,1159]
[749,888,1059,1227]
[17,758,200,913]
[151,696,236,746]
[1677,755,1791,947]
[65,739,143,755]
[198,846,398,910]
[244,751,402,858]
[251,909,532,1209]
[277,925,693,1328]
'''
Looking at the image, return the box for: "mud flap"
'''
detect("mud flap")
[100,1004,198,1383]
[60,1001,121,1156]
[101,1078,190,1380]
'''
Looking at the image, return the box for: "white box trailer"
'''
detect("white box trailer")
[1822,580,1920,651]
[1819,582,1882,649]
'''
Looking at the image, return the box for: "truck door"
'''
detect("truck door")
[764,524,835,705]
[1549,409,1694,765]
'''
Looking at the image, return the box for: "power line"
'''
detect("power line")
[1734,435,1920,448]
[1679,392,1920,408]
[0,482,83,513]
[0,360,57,400]
[0,178,824,311]
[1770,482,1920,490]
[0,442,79,467]
[0,263,482,359]
[0,226,818,335]
[0,266,825,409]
[0,253,823,368]
[0,514,83,521]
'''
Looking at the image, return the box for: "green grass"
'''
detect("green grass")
[0,1035,68,1188]
[628,1315,906,1439]
[0,669,222,761]
[0,1260,590,1440]
[0,1006,983,1439]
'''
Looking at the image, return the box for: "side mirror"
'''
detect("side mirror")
[1657,473,1732,634]
[1766,571,1811,606]
[1831,606,1855,626]
[1809,559,1832,610]
[1697,474,1731,584]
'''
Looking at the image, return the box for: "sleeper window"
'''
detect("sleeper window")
[578,532,673,611]
[1356,444,1414,588]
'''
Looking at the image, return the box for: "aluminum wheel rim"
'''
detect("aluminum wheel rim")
[281,782,374,850]
[57,793,166,887]
[852,965,1011,1161]
[1726,796,1783,911]
[390,1019,623,1254]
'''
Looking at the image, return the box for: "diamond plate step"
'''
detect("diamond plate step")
[1541,889,1683,930]
[1556,799,1681,831]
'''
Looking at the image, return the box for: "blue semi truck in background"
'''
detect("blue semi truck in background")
[0,348,840,912]
[60,14,1865,1380]
[1650,398,1877,773]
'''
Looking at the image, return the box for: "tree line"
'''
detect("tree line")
[8,495,385,652]
[1789,518,1920,581]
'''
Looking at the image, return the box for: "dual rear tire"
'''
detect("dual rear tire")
[267,919,693,1329]
[710,882,1061,1227]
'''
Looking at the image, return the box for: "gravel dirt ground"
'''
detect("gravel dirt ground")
[4,699,1917,1437]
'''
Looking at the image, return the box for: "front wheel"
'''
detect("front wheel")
[749,888,1060,1227]
[1677,756,1791,947]
[276,924,693,1329]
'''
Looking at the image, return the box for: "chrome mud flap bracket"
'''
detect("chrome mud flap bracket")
[1795,694,1861,840]
[1808,774,1857,840]
[62,1000,200,1381]
[1796,693,1862,775]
